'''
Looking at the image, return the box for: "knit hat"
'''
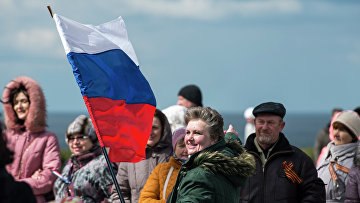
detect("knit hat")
[333,111,360,139]
[65,115,98,145]
[162,105,187,133]
[244,107,255,119]
[178,85,203,107]
[172,127,186,150]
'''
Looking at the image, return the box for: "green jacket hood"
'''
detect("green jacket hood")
[186,138,256,187]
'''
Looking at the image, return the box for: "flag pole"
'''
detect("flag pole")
[47,6,54,18]
[46,6,124,203]
[101,147,126,203]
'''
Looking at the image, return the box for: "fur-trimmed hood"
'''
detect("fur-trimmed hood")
[2,76,47,133]
[185,139,256,187]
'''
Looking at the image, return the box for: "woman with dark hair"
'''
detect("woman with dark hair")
[317,111,360,202]
[2,76,61,203]
[111,109,173,203]
[167,107,256,203]
[0,124,36,203]
[54,115,117,202]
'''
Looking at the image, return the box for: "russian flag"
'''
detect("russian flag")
[54,14,156,163]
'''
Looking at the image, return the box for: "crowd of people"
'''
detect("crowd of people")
[2,77,360,203]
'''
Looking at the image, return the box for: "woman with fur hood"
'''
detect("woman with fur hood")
[111,109,173,203]
[167,107,256,203]
[1,76,61,203]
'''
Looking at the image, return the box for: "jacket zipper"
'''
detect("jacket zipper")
[17,137,35,179]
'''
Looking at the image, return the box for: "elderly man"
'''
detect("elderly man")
[239,102,325,203]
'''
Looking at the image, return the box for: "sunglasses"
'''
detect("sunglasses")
[68,135,90,142]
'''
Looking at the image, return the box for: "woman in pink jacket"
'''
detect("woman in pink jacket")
[1,76,61,203]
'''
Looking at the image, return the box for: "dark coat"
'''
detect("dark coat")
[345,145,360,203]
[0,167,36,203]
[167,137,256,203]
[240,133,326,203]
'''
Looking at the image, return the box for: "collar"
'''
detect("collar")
[325,141,359,161]
[245,133,293,156]
[254,137,279,165]
[70,146,102,171]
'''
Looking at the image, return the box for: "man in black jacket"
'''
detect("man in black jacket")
[239,102,325,203]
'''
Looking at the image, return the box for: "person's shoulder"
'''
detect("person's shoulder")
[41,130,57,137]
[184,166,210,179]
[152,161,173,177]
[290,145,314,163]
[154,160,171,170]
[33,130,57,139]
[94,153,106,162]
[82,155,116,179]
[91,154,114,170]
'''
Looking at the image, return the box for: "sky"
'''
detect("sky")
[1,0,360,114]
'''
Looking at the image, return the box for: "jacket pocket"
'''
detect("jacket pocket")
[24,149,42,174]
[275,173,298,200]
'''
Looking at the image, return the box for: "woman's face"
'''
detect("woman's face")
[68,133,94,156]
[174,138,188,160]
[13,92,30,121]
[185,119,216,155]
[147,116,162,147]
[333,123,354,146]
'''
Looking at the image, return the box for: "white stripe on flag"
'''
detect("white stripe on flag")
[54,14,139,66]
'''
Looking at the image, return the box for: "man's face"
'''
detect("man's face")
[254,114,285,148]
[177,95,197,108]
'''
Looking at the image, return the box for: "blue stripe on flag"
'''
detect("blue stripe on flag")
[67,49,156,106]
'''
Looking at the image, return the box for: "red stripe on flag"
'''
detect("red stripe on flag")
[83,96,155,163]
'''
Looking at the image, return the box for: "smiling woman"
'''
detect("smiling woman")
[54,115,117,202]
[167,107,256,203]
[12,91,30,121]
[1,76,61,203]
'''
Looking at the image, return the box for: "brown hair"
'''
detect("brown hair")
[9,84,30,106]
[185,107,225,141]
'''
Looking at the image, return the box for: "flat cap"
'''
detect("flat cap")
[253,102,286,118]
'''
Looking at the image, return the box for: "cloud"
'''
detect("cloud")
[11,28,64,58]
[122,0,302,20]
[0,0,14,9]
[0,0,302,22]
